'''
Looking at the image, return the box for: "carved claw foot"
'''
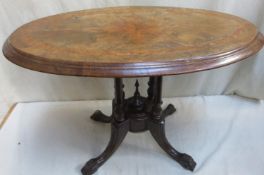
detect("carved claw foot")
[148,119,196,172]
[81,121,129,175]
[81,158,100,175]
[90,110,112,123]
[162,104,176,118]
[177,153,196,171]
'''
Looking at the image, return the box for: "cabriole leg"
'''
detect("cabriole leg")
[148,120,196,171]
[148,76,196,171]
[82,78,127,174]
[81,120,129,174]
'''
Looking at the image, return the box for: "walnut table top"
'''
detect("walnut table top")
[3,7,264,77]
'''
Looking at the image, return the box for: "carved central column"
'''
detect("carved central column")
[82,76,196,175]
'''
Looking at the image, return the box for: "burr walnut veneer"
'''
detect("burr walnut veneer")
[2,6,264,175]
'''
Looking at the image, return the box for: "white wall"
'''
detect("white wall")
[1,0,264,118]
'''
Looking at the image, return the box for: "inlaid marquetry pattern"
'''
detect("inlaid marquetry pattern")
[3,7,264,77]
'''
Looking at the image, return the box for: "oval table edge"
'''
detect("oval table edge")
[2,32,264,78]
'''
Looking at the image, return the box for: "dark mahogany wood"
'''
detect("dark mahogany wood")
[84,77,196,174]
[90,110,112,123]
[148,120,196,171]
[2,7,264,77]
[81,120,129,174]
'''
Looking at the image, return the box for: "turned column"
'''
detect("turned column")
[151,76,163,120]
[113,78,125,122]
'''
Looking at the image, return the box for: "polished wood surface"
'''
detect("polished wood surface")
[3,7,264,77]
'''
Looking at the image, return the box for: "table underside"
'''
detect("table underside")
[81,76,196,174]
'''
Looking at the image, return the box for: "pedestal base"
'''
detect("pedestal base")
[81,77,196,174]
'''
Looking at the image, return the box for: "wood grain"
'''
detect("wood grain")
[2,7,264,77]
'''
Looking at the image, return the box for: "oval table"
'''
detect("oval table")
[2,7,264,175]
